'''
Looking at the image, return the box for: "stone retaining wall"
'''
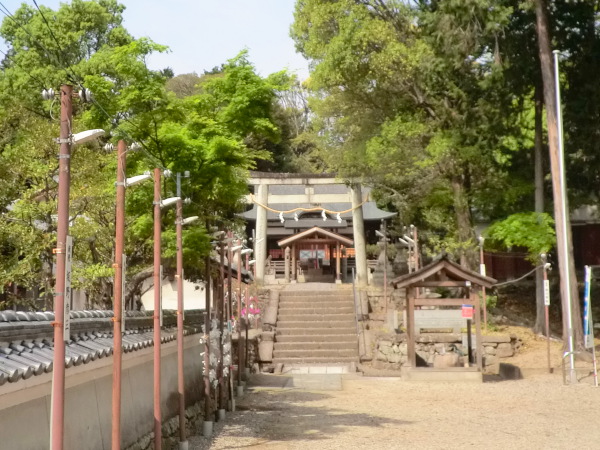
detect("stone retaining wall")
[373,333,522,374]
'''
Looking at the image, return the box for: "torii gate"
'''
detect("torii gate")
[246,173,370,286]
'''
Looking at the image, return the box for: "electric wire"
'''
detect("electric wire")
[31,0,79,84]
[1,1,165,169]
[0,47,46,89]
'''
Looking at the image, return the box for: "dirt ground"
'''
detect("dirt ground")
[190,328,600,450]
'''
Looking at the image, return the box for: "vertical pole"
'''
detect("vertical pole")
[351,184,368,286]
[50,84,72,450]
[383,221,388,315]
[407,289,416,367]
[336,242,341,283]
[153,168,162,449]
[237,243,243,388]
[227,233,234,409]
[479,237,487,332]
[218,237,226,413]
[112,139,126,450]
[553,50,576,384]
[175,191,188,448]
[254,185,268,284]
[203,252,212,432]
[473,290,483,371]
[542,254,552,373]
[245,252,250,370]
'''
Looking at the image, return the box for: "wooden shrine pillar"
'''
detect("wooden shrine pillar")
[284,246,291,283]
[336,242,341,283]
[407,287,416,367]
[472,289,483,371]
[292,243,297,281]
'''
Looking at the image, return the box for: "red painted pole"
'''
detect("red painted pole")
[112,140,126,449]
[175,198,186,445]
[153,168,162,449]
[237,242,243,387]
[50,84,73,450]
[218,237,226,412]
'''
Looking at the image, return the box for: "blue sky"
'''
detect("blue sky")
[2,0,310,79]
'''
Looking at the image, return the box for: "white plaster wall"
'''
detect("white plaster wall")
[140,277,208,311]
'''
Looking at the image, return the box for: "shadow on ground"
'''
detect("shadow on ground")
[227,380,411,446]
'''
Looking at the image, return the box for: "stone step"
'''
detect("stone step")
[277,313,356,322]
[274,341,357,351]
[277,320,356,329]
[273,348,357,359]
[276,334,357,343]
[272,356,358,364]
[279,294,354,302]
[278,305,355,313]
[277,328,356,336]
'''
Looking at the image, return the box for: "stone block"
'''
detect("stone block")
[433,353,459,369]
[388,352,401,363]
[482,335,510,343]
[484,345,496,355]
[483,355,497,366]
[392,344,400,353]
[497,343,514,358]
[399,343,408,355]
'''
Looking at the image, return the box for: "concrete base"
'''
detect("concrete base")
[179,441,189,450]
[202,421,213,437]
[335,279,342,284]
[236,385,244,397]
[217,409,226,421]
[401,366,483,383]
[229,399,236,411]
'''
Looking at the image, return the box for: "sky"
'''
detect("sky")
[1,0,310,79]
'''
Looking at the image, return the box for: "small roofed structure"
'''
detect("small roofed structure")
[277,227,353,283]
[391,256,496,379]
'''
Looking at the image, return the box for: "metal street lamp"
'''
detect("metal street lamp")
[50,105,104,450]
[175,200,199,446]
[152,169,179,450]
[111,140,151,450]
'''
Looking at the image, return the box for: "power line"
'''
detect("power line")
[0,1,66,79]
[0,47,46,89]
[31,0,80,84]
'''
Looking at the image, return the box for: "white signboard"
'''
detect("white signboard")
[544,279,550,306]
[64,235,73,341]
[121,254,126,333]
[480,263,486,277]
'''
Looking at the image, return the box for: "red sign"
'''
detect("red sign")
[461,305,474,319]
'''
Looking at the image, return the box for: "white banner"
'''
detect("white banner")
[544,279,550,306]
[64,235,73,341]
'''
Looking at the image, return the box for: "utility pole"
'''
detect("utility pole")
[227,232,234,410]
[218,235,226,418]
[112,140,126,449]
[153,168,163,449]
[50,84,73,450]
[175,193,187,449]
[479,236,487,332]
[534,0,579,384]
[236,241,243,395]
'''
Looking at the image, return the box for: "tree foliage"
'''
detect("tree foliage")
[0,2,290,308]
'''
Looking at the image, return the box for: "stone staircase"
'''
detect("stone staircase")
[273,289,359,367]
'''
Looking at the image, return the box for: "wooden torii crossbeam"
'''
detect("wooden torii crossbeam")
[391,256,497,372]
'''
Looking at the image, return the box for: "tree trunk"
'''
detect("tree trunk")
[451,173,474,268]
[534,82,546,334]
[534,0,583,347]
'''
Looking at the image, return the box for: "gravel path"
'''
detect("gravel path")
[189,369,600,450]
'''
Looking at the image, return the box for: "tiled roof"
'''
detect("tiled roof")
[0,309,204,386]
